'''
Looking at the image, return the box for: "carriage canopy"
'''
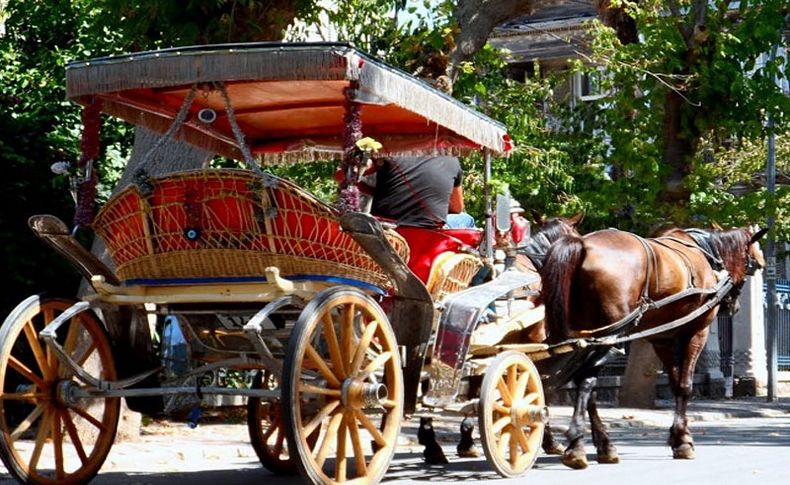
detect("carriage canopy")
[66,42,512,163]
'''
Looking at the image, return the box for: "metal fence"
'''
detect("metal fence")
[776,280,790,371]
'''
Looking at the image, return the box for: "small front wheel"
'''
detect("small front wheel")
[0,296,120,484]
[478,351,545,478]
[283,287,403,485]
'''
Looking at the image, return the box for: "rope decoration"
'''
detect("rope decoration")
[73,98,102,227]
[337,82,363,214]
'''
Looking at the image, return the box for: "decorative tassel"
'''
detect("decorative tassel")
[74,98,102,227]
[337,82,363,214]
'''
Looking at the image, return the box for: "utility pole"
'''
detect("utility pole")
[765,44,779,403]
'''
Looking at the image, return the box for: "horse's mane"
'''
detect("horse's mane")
[706,229,750,283]
[658,227,750,283]
[521,217,581,270]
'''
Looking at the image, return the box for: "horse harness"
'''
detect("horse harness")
[570,230,735,344]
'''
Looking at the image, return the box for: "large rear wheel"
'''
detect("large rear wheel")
[478,351,545,478]
[283,287,403,484]
[0,296,120,484]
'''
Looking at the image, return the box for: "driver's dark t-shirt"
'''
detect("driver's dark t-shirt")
[371,156,462,228]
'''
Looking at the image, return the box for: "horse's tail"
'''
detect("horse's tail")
[540,234,585,339]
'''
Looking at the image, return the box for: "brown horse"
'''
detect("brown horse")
[540,226,766,468]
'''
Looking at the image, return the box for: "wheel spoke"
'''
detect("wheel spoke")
[492,416,511,434]
[303,401,340,437]
[64,318,82,355]
[509,428,518,466]
[515,368,530,399]
[8,355,46,390]
[273,424,285,458]
[43,308,58,374]
[299,383,342,397]
[71,405,108,432]
[0,390,42,401]
[347,411,368,477]
[493,402,510,415]
[260,421,276,443]
[60,409,89,465]
[359,351,392,381]
[52,411,65,479]
[75,341,98,368]
[496,377,513,406]
[304,344,341,387]
[354,410,386,447]
[322,313,347,379]
[336,414,348,482]
[10,404,44,440]
[315,412,344,468]
[380,399,398,409]
[523,392,539,405]
[23,321,52,381]
[350,319,379,375]
[341,303,356,373]
[29,407,52,473]
[512,425,530,453]
[497,430,510,459]
[507,365,517,395]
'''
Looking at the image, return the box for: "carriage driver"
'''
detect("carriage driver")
[358,155,476,229]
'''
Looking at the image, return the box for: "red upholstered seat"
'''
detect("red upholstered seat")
[440,228,483,248]
[395,226,465,284]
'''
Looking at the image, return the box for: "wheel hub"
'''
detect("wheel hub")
[510,402,548,428]
[55,380,82,407]
[341,378,388,409]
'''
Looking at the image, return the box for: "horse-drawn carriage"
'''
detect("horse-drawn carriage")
[0,43,553,484]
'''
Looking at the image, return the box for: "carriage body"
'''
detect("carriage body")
[0,43,547,484]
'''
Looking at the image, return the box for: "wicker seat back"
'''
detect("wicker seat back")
[93,169,409,289]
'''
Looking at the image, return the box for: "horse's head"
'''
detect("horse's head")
[745,226,768,276]
[520,212,583,270]
[710,226,768,315]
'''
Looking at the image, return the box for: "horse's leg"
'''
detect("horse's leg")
[418,417,449,464]
[541,389,565,455]
[456,416,480,457]
[652,326,709,460]
[562,375,596,469]
[588,390,619,464]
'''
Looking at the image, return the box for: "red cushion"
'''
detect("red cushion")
[395,227,464,283]
[440,228,483,248]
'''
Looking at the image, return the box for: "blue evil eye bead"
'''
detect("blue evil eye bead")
[184,228,201,241]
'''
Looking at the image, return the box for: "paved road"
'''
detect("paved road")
[2,398,789,485]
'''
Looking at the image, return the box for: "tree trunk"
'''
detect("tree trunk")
[658,87,700,206]
[449,0,540,79]
[619,340,661,408]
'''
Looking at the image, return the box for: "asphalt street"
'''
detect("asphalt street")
[1,397,788,485]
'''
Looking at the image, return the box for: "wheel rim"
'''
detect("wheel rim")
[285,289,403,484]
[0,297,120,485]
[479,352,545,478]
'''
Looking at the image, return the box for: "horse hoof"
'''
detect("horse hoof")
[457,446,481,458]
[597,448,619,464]
[423,446,449,465]
[543,443,565,455]
[561,451,589,470]
[672,443,695,460]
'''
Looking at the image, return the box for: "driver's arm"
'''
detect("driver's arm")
[449,185,464,214]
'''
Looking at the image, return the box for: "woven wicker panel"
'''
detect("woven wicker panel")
[426,251,483,302]
[93,169,408,288]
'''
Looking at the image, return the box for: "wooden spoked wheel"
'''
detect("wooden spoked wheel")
[0,296,120,485]
[283,287,403,485]
[247,370,319,475]
[478,351,545,478]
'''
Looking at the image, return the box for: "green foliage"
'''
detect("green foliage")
[567,0,790,233]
